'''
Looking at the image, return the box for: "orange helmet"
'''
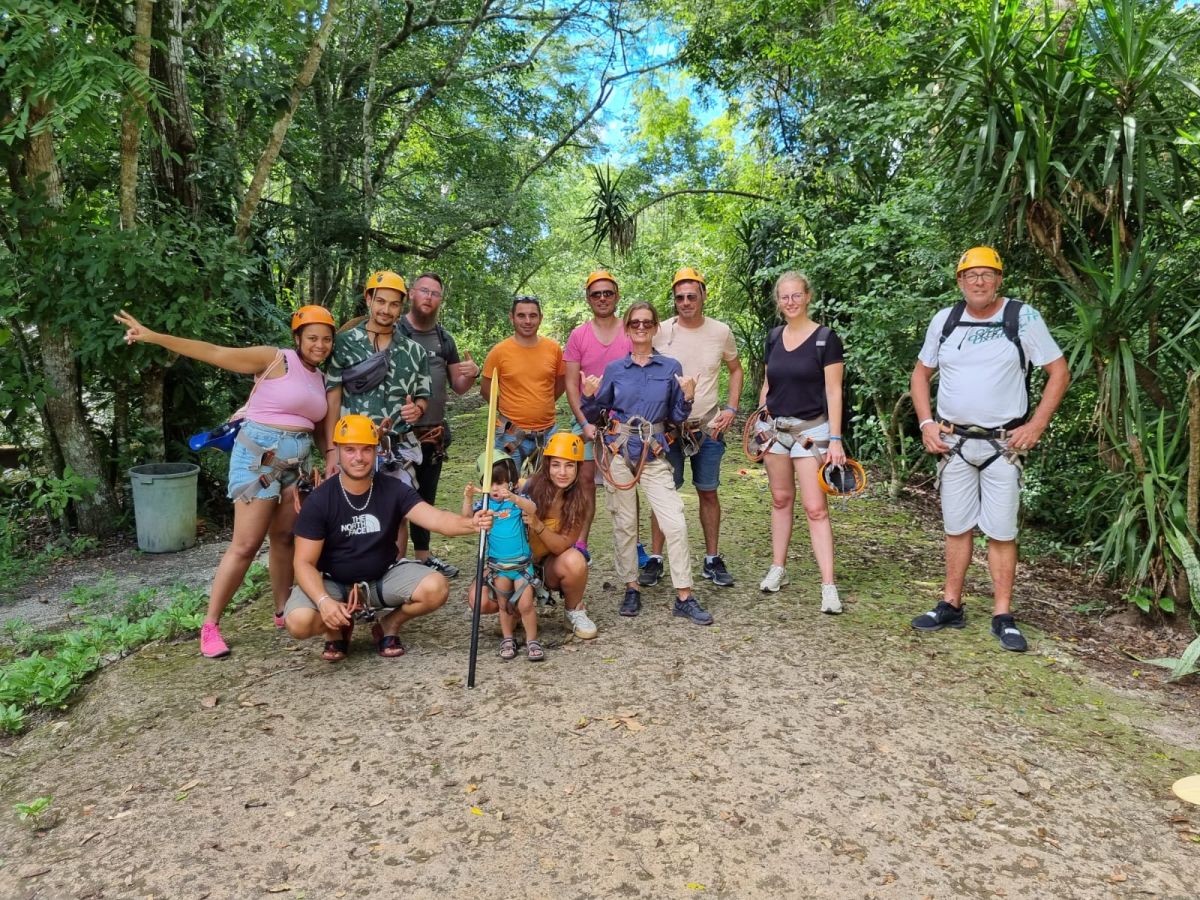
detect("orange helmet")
[332,414,379,446]
[544,432,585,462]
[818,458,868,497]
[956,246,1003,274]
[364,270,407,300]
[672,267,706,290]
[585,270,618,290]
[291,305,335,332]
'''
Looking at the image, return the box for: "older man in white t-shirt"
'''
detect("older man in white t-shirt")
[909,246,1070,652]
[641,267,743,588]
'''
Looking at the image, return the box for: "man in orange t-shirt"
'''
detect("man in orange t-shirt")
[481,295,566,471]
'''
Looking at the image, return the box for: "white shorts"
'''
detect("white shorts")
[939,434,1020,540]
[761,419,830,459]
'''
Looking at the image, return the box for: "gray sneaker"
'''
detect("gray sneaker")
[423,556,460,579]
[638,555,663,586]
[703,555,734,587]
[673,594,714,625]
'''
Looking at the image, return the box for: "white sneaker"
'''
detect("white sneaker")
[759,565,789,593]
[565,606,598,640]
[821,583,842,615]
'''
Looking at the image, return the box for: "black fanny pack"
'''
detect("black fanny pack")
[340,350,389,395]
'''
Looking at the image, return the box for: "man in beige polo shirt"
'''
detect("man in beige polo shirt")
[642,267,743,588]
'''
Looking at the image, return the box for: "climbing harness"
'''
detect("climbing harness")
[742,406,829,462]
[594,414,669,490]
[413,423,448,463]
[483,555,540,608]
[495,415,553,476]
[934,420,1027,489]
[229,428,315,502]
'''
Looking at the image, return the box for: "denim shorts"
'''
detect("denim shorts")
[494,423,557,472]
[666,431,726,491]
[762,419,830,459]
[226,421,313,502]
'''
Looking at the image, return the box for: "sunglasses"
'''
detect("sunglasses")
[627,319,655,329]
[588,289,616,299]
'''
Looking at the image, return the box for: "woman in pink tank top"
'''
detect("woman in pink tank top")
[115,306,335,659]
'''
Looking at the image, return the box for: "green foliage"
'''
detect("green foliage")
[12,795,52,825]
[0,563,268,733]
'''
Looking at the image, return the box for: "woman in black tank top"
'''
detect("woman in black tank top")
[756,272,846,613]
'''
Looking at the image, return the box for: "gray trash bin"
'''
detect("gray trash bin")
[128,463,200,553]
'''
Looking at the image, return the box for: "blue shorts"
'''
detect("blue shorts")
[571,421,595,462]
[227,421,313,502]
[494,423,557,472]
[666,431,726,491]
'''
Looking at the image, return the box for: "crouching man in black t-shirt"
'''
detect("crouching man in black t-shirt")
[283,414,492,661]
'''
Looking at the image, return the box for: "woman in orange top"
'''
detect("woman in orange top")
[521,432,597,640]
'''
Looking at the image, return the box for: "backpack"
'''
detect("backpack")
[765,324,834,414]
[398,316,453,364]
[937,299,1031,418]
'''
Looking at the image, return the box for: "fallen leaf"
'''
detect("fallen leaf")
[80,831,100,846]
[470,807,484,816]
[177,779,200,793]
[686,884,706,891]
[574,717,590,730]
[367,796,387,807]
[266,886,293,894]
[200,696,219,709]
[879,873,897,885]
[466,784,478,793]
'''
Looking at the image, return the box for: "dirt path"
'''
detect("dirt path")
[2,419,1199,898]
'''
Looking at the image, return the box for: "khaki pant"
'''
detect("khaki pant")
[605,456,692,589]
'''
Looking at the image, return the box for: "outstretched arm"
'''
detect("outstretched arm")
[407,501,492,537]
[115,309,278,376]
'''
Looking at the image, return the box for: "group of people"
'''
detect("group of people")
[114,243,1068,663]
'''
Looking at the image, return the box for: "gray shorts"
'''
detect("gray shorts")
[284,560,435,616]
[760,419,830,459]
[939,434,1021,540]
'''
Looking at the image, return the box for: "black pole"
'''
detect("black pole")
[467,495,489,688]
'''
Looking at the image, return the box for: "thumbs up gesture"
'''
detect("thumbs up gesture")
[400,393,424,424]
[676,374,696,403]
[581,374,602,398]
[450,350,480,383]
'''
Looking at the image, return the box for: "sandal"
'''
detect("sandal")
[321,623,353,663]
[526,639,545,663]
[498,637,517,661]
[377,634,405,658]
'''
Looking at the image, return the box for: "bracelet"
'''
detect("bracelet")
[829,436,843,441]
[918,418,935,429]
[316,594,334,608]
[723,405,737,414]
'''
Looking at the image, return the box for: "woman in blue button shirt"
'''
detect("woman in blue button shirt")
[581,302,714,625]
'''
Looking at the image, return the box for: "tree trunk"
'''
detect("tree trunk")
[139,363,168,464]
[236,0,341,242]
[149,0,200,214]
[25,98,120,535]
[1188,371,1199,540]
[196,1,237,222]
[119,0,154,230]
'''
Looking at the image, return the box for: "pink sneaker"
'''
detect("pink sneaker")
[200,622,230,658]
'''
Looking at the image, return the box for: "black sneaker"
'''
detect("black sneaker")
[910,600,965,631]
[702,555,734,587]
[423,556,460,579]
[638,556,663,587]
[991,614,1028,652]
[673,594,714,625]
[619,588,642,617]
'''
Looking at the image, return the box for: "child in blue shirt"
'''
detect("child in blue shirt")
[463,453,544,662]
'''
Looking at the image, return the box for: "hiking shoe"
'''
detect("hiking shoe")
[619,588,642,617]
[574,541,591,566]
[638,555,663,586]
[911,600,966,631]
[991,614,1028,652]
[565,606,598,639]
[759,565,789,593]
[820,583,843,615]
[423,556,459,579]
[200,622,230,658]
[637,542,650,568]
[703,555,734,587]
[673,594,714,625]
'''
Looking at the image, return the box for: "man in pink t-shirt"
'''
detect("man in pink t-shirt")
[564,270,633,557]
